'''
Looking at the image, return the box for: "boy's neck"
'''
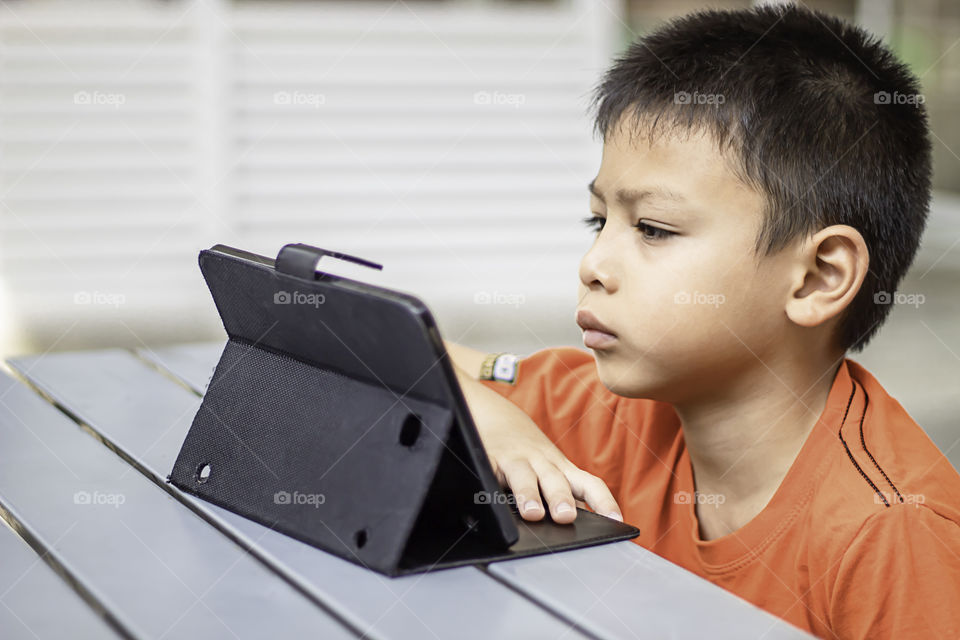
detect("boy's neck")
[674,350,844,541]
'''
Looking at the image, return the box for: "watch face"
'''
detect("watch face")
[480,353,519,384]
[492,354,519,383]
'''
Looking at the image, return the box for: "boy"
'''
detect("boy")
[444,4,960,639]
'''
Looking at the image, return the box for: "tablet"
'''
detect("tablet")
[168,243,639,576]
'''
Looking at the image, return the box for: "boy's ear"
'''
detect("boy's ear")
[785,224,869,329]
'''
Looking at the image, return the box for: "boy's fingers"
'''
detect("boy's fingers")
[531,459,578,524]
[566,468,624,522]
[498,458,545,521]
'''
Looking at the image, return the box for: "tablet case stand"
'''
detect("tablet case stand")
[168,243,639,577]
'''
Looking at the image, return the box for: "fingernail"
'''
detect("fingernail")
[556,502,574,514]
[605,511,623,522]
[523,500,541,513]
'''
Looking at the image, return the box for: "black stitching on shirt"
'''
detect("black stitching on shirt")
[854,380,904,504]
[837,379,890,507]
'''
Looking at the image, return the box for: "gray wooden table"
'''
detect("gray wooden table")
[0,342,814,639]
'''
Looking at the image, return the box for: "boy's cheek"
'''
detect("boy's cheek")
[603,295,765,397]
[586,255,780,392]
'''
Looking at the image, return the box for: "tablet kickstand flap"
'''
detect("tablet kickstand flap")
[169,337,515,577]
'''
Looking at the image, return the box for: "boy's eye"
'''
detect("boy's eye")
[580,215,675,241]
[636,221,675,241]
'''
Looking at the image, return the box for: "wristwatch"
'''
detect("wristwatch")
[478,352,520,384]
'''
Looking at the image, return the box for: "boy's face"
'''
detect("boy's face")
[578,121,801,402]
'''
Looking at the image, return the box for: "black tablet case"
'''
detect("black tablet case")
[168,243,640,577]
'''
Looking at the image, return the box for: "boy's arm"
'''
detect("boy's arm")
[442,339,486,379]
[449,360,623,524]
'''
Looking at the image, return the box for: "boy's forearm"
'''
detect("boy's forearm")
[442,339,487,379]
[445,342,529,438]
[451,360,488,408]
[451,359,514,424]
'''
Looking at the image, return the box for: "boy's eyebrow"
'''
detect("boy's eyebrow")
[588,179,687,206]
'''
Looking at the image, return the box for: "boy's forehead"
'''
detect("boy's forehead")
[593,121,760,213]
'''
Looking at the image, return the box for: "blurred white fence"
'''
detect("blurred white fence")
[0,0,622,354]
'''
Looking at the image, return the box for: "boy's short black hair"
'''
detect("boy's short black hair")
[590,3,932,353]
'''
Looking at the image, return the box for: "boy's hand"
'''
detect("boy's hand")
[452,363,623,524]
[483,407,624,524]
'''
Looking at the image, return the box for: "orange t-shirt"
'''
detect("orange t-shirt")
[477,347,960,639]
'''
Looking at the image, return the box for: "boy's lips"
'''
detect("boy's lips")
[576,309,618,349]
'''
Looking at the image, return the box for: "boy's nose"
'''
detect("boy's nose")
[578,244,618,294]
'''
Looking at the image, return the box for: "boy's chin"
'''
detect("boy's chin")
[594,357,661,399]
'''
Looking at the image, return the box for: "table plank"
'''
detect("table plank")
[137,342,225,393]
[9,350,592,640]
[0,370,357,639]
[487,543,813,639]
[140,341,815,639]
[0,519,121,640]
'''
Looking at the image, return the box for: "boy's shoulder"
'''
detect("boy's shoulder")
[801,357,960,563]
[805,361,960,638]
